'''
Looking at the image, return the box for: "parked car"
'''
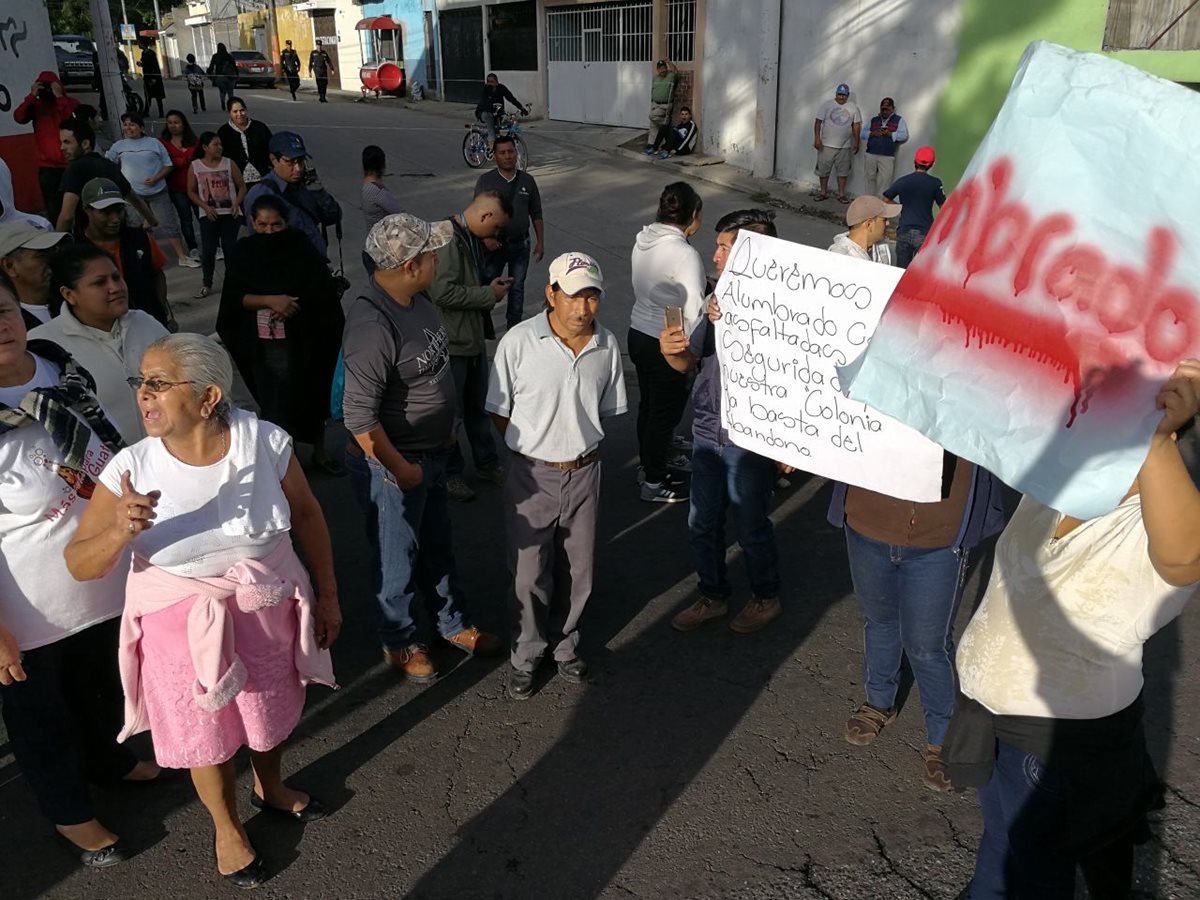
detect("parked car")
[53,35,96,85]
[231,51,277,87]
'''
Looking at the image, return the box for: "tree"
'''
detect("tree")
[46,0,162,37]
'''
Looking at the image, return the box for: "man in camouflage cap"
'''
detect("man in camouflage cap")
[342,213,502,683]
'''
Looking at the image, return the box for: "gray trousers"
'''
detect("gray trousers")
[648,102,671,145]
[505,454,601,672]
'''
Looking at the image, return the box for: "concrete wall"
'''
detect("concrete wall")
[703,0,1200,194]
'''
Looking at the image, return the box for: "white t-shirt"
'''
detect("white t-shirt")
[0,355,128,650]
[816,98,862,149]
[99,409,294,577]
[957,495,1197,719]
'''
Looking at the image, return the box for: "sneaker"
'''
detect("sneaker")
[640,479,688,503]
[671,596,728,632]
[383,644,436,682]
[729,597,782,634]
[216,247,225,261]
[656,151,672,160]
[446,476,476,502]
[666,452,692,473]
[444,626,502,657]
[643,146,655,155]
[843,703,897,746]
[188,248,201,261]
[671,435,694,451]
[477,466,505,486]
[922,744,953,793]
[178,256,200,268]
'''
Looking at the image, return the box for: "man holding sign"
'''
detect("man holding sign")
[661,209,787,635]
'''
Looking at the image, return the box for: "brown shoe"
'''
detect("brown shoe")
[383,644,436,683]
[729,597,782,634]
[445,626,502,657]
[922,743,953,793]
[843,702,897,746]
[670,596,727,632]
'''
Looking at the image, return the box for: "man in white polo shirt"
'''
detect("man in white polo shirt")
[486,252,627,700]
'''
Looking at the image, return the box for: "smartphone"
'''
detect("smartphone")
[664,306,684,331]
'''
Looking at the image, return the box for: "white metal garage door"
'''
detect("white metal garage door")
[546,1,653,128]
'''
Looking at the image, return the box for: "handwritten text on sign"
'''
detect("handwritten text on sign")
[714,231,943,502]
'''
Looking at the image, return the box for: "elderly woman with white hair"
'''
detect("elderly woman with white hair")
[66,333,342,887]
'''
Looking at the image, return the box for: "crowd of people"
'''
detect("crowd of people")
[2,77,1199,900]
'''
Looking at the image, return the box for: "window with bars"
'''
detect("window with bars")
[546,1,653,63]
[665,0,696,62]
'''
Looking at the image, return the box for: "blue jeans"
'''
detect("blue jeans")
[896,226,928,269]
[968,740,1075,899]
[483,237,531,330]
[687,438,780,600]
[844,525,967,745]
[447,353,500,478]
[168,188,197,252]
[346,450,468,649]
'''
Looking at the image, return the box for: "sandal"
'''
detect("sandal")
[194,285,211,299]
[837,195,851,204]
[810,191,828,201]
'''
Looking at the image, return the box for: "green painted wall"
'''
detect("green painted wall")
[934,0,1200,190]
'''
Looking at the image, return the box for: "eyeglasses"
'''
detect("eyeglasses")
[278,156,304,169]
[126,376,193,393]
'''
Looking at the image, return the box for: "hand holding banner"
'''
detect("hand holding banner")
[715,230,944,502]
[842,41,1200,518]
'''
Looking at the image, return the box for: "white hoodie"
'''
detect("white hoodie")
[0,160,52,230]
[629,222,707,338]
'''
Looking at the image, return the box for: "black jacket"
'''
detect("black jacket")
[218,119,273,182]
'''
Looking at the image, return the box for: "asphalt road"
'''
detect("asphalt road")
[1,82,1198,900]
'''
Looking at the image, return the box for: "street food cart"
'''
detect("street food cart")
[355,17,406,98]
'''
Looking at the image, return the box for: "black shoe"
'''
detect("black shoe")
[249,790,328,822]
[221,852,267,889]
[557,658,588,683]
[58,834,131,868]
[508,667,535,701]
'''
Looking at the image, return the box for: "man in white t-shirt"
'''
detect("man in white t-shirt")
[812,83,862,203]
[0,221,69,331]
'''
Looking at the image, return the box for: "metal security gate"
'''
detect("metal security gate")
[440,7,485,104]
[546,1,653,127]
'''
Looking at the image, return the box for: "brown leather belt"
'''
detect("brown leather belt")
[519,450,599,472]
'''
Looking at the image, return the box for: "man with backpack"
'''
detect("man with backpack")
[342,213,503,682]
[183,53,207,113]
[243,131,342,260]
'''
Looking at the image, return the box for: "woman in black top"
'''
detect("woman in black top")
[217,194,344,473]
[216,97,272,186]
[207,44,238,112]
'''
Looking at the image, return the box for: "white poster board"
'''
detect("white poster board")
[714,231,944,502]
[0,3,57,138]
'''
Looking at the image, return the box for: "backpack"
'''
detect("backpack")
[186,69,204,89]
[331,294,400,421]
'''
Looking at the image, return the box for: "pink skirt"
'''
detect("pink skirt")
[139,593,306,769]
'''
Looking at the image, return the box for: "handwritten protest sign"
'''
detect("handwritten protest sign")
[714,230,944,502]
[842,41,1200,518]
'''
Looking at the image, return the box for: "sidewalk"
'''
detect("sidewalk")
[396,96,848,227]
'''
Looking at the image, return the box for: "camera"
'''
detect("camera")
[37,82,54,103]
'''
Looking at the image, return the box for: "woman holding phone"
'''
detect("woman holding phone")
[628,182,706,504]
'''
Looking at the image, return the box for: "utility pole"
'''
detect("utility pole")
[119,0,134,72]
[90,0,124,141]
[268,0,282,77]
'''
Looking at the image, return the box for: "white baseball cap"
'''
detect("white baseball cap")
[548,252,604,296]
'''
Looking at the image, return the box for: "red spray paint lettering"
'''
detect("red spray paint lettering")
[892,156,1199,426]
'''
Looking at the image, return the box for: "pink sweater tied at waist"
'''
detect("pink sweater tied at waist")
[117,537,336,743]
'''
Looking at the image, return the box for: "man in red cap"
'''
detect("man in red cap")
[12,71,80,225]
[883,146,946,268]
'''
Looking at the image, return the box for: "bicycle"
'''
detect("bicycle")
[463,109,529,170]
